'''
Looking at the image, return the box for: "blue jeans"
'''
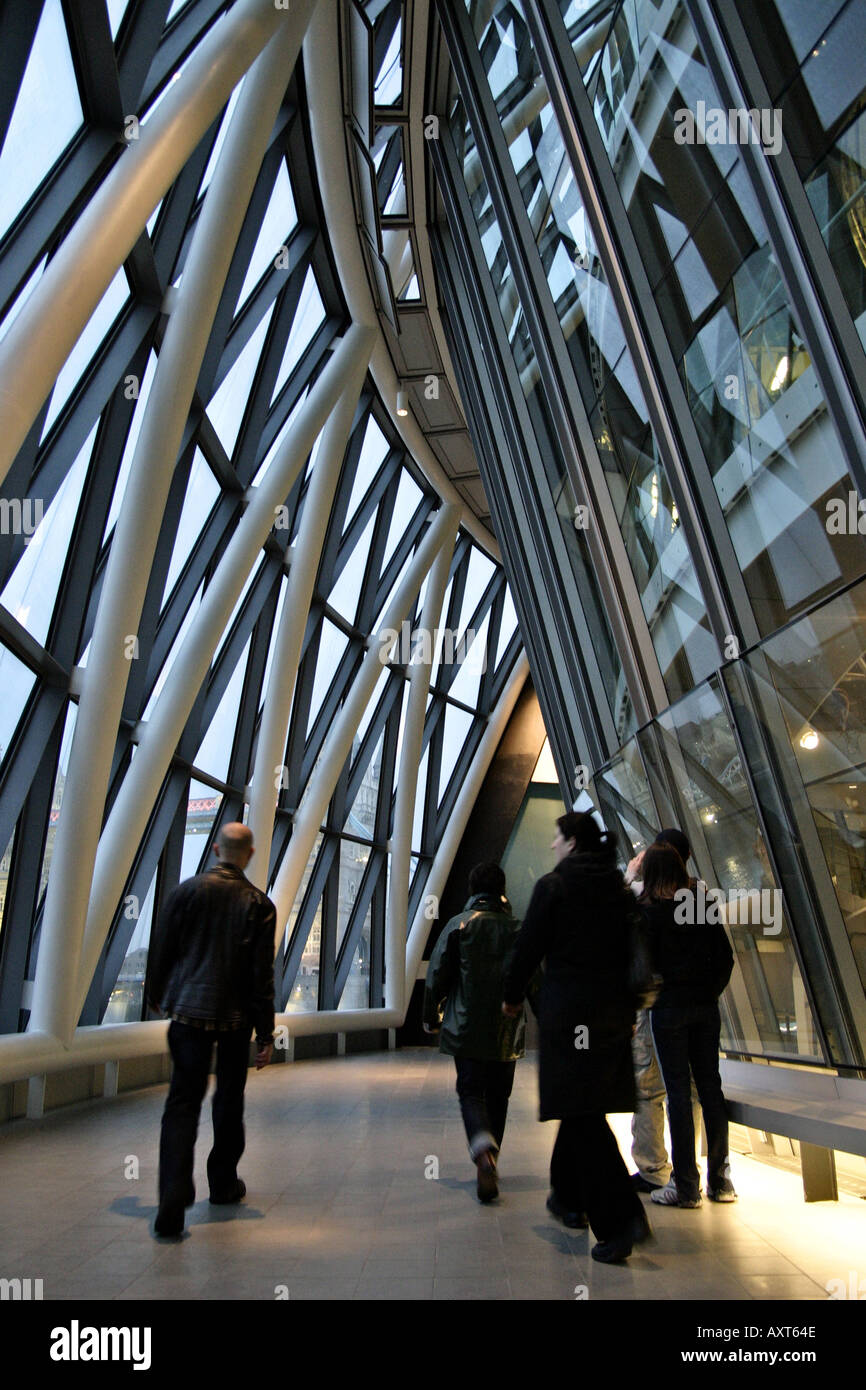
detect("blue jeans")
[650,1001,729,1202]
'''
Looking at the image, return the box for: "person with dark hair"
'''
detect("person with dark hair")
[502,812,650,1263]
[423,862,525,1203]
[639,842,736,1208]
[625,828,702,1193]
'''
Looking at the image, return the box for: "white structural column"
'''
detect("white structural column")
[29,10,318,1046]
[0,0,306,490]
[269,501,459,934]
[247,337,375,888]
[384,512,458,1012]
[71,326,373,1021]
[404,654,529,1003]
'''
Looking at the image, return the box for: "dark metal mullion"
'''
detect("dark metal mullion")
[0,714,64,1032]
[345,669,402,809]
[685,0,866,493]
[317,830,341,1011]
[334,848,382,999]
[115,0,173,113]
[64,0,126,130]
[441,0,672,720]
[136,0,223,115]
[143,784,189,1019]
[311,405,373,597]
[476,580,505,716]
[355,468,402,635]
[228,569,281,792]
[323,441,400,590]
[0,2,44,156]
[430,142,600,773]
[299,635,365,788]
[151,138,214,285]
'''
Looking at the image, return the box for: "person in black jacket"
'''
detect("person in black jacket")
[147,822,276,1237]
[639,843,736,1209]
[502,811,649,1264]
[422,863,526,1204]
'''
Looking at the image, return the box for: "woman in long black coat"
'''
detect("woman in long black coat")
[503,811,649,1262]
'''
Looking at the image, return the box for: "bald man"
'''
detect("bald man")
[148,821,276,1237]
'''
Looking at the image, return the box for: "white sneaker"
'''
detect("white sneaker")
[650,1180,701,1208]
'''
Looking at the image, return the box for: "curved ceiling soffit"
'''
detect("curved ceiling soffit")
[303,2,500,560]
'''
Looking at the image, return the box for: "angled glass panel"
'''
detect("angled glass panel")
[494,587,518,671]
[344,417,390,524]
[207,303,275,458]
[1,423,95,645]
[181,781,222,880]
[439,703,473,805]
[235,162,298,311]
[252,387,309,488]
[103,352,159,542]
[269,268,324,404]
[380,470,424,572]
[283,834,324,1010]
[448,606,490,708]
[161,449,221,603]
[307,619,349,731]
[38,701,77,903]
[106,0,131,40]
[752,577,866,997]
[457,546,496,632]
[328,514,376,626]
[194,636,251,783]
[411,743,429,850]
[214,556,266,665]
[648,681,820,1061]
[143,582,204,719]
[0,0,83,240]
[42,270,129,438]
[338,911,372,1009]
[102,875,156,1024]
[374,15,403,106]
[356,668,389,743]
[347,726,384,840]
[337,839,371,953]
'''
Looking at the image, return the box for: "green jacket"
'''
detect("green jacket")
[423,892,526,1061]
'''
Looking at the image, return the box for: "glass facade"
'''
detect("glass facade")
[433,0,866,1070]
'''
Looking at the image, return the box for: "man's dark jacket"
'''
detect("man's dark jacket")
[148,862,276,1044]
[503,850,638,1119]
[423,892,525,1061]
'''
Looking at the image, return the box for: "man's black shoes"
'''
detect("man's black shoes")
[475,1153,498,1204]
[209,1179,246,1206]
[629,1172,665,1194]
[546,1192,588,1229]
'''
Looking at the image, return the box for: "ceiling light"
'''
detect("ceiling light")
[396,388,408,417]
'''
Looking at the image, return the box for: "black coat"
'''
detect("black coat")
[641,897,734,1008]
[503,850,638,1120]
[147,863,277,1043]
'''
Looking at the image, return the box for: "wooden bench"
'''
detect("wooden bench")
[720,1058,866,1200]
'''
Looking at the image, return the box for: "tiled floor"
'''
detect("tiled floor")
[0,1048,861,1301]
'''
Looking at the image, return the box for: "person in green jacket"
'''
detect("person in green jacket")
[423,862,526,1204]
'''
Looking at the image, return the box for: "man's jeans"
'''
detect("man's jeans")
[650,1001,729,1202]
[158,1021,251,1214]
[454,1057,516,1160]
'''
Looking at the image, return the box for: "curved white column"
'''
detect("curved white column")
[29,12,318,1046]
[385,515,458,1011]
[404,653,529,1002]
[71,326,375,1021]
[247,342,375,889]
[0,0,311,489]
[270,500,459,932]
